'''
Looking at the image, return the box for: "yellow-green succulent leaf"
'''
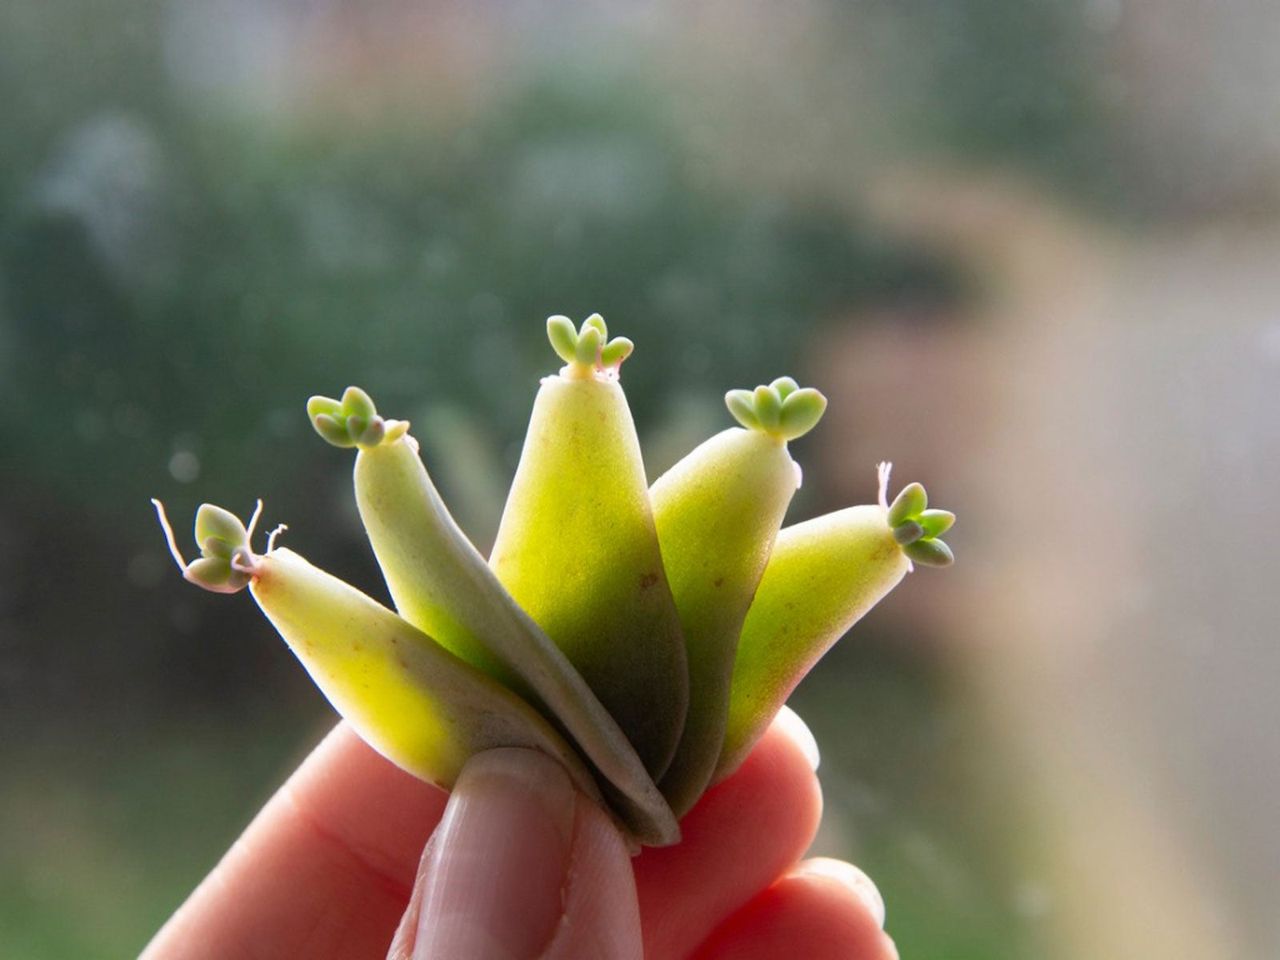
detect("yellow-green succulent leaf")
[769,376,800,399]
[717,503,913,780]
[547,316,579,366]
[491,365,690,782]
[582,312,608,339]
[752,384,782,431]
[575,325,603,367]
[347,413,679,845]
[651,425,801,816]
[724,390,760,430]
[777,388,828,441]
[600,336,634,368]
[249,547,602,802]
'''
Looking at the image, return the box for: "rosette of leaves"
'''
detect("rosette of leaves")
[155,315,954,846]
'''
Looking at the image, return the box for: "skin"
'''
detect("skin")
[140,712,898,960]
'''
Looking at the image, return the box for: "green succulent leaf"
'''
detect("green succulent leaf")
[582,313,608,339]
[651,426,801,816]
[725,390,761,430]
[195,503,248,551]
[904,537,955,567]
[769,376,800,400]
[777,388,828,441]
[718,502,912,779]
[341,385,377,421]
[918,509,956,539]
[892,520,925,545]
[546,315,579,366]
[575,325,603,366]
[250,547,603,801]
[492,354,689,785]
[887,481,928,526]
[600,336,634,368]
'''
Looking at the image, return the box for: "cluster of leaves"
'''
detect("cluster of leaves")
[158,315,953,845]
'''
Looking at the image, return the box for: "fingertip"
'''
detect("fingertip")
[795,857,885,930]
[692,858,898,960]
[773,704,821,772]
[542,793,642,960]
[408,748,640,960]
[413,748,576,959]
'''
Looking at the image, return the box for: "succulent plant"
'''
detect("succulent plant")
[154,314,953,847]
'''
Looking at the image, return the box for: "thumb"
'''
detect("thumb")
[388,748,642,960]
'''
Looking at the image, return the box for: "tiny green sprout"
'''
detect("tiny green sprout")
[307,386,409,449]
[545,313,634,378]
[725,378,828,442]
[152,498,275,593]
[881,469,955,567]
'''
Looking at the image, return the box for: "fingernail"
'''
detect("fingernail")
[413,748,576,959]
[802,858,886,929]
[775,705,821,771]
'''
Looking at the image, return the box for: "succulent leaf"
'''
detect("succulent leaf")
[887,482,927,526]
[769,376,800,400]
[600,336,634,368]
[725,390,760,430]
[718,502,911,779]
[904,537,955,567]
[777,387,827,441]
[195,503,248,550]
[918,508,956,538]
[651,425,801,816]
[546,315,579,365]
[892,520,925,545]
[493,340,689,783]
[249,548,603,802]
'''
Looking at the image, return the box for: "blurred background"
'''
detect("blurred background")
[2,0,1277,956]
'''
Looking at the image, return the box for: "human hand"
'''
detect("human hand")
[141,709,898,959]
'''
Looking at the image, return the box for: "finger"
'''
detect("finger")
[692,858,898,960]
[142,722,447,960]
[392,748,640,960]
[634,707,824,959]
